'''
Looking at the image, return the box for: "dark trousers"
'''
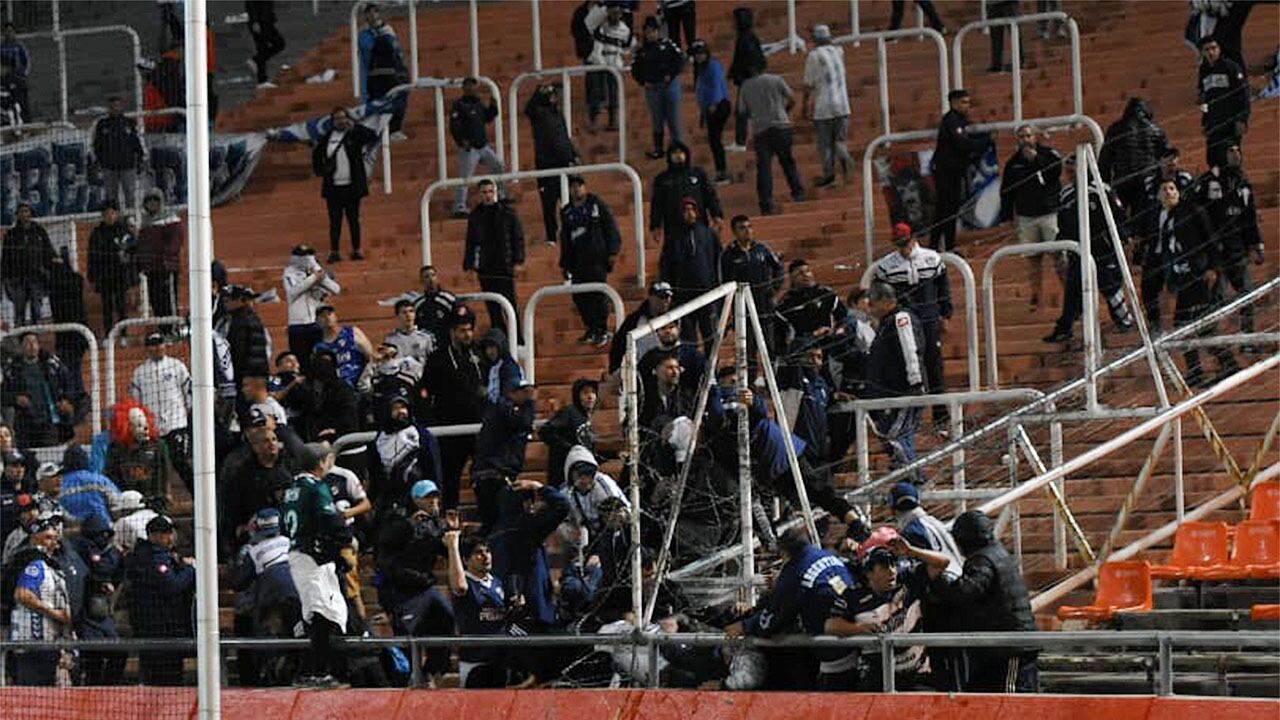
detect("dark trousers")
[1140,266,1166,333]
[303,616,341,678]
[146,269,178,318]
[890,0,944,30]
[325,186,363,256]
[536,176,562,245]
[733,87,749,146]
[4,279,45,326]
[571,269,610,334]
[165,428,193,494]
[663,2,697,47]
[139,649,187,686]
[249,18,285,82]
[930,171,963,252]
[478,272,518,339]
[1172,278,1238,384]
[474,472,508,538]
[392,586,456,676]
[1217,259,1254,333]
[12,651,58,686]
[99,282,129,333]
[585,71,618,125]
[706,99,731,174]
[674,288,716,355]
[964,652,1039,693]
[1055,252,1132,333]
[988,1,1020,69]
[921,318,948,427]
[367,75,406,133]
[437,434,474,510]
[753,127,804,213]
[79,648,127,685]
[288,322,323,371]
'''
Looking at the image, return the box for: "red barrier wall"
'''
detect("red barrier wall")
[1,688,1276,720]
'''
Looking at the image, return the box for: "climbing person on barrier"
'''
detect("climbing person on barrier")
[450,77,506,217]
[929,89,991,252]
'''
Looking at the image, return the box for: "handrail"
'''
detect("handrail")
[860,114,1104,266]
[351,0,420,98]
[860,251,979,392]
[330,422,484,455]
[832,27,949,135]
[57,25,144,126]
[0,323,101,435]
[520,282,625,383]
[420,162,647,286]
[982,240,1098,392]
[953,12,1083,123]
[508,64,628,173]
[104,316,188,408]
[0,120,76,137]
[381,75,506,193]
[457,291,518,359]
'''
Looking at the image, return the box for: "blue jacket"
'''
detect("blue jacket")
[489,484,570,627]
[125,539,195,637]
[743,544,852,637]
[472,397,536,478]
[358,25,407,99]
[695,58,730,110]
[58,469,121,527]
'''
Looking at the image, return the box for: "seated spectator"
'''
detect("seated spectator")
[445,530,508,688]
[111,490,158,556]
[104,400,177,506]
[539,378,603,488]
[2,331,89,447]
[471,379,537,535]
[56,445,121,528]
[384,299,435,365]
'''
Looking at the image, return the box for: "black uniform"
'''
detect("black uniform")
[125,538,195,685]
[873,246,952,428]
[413,288,459,350]
[559,193,621,337]
[1198,56,1250,168]
[1198,165,1263,333]
[777,285,848,344]
[1049,182,1134,338]
[930,109,991,252]
[464,200,525,339]
[720,239,784,364]
[1097,99,1171,214]
[70,515,126,685]
[86,219,138,333]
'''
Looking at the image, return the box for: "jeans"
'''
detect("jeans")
[103,168,138,208]
[872,406,923,482]
[752,126,804,212]
[586,71,619,124]
[644,80,683,151]
[325,185,363,255]
[5,279,46,325]
[454,145,506,210]
[705,99,731,173]
[814,115,852,179]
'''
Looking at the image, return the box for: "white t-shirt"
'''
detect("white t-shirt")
[328,131,351,186]
[130,356,192,435]
[250,397,289,427]
[114,508,158,555]
[804,44,851,121]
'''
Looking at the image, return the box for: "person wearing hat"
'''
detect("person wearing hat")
[658,196,722,354]
[929,89,991,252]
[608,280,674,374]
[124,513,195,685]
[227,506,299,686]
[738,59,805,214]
[649,140,724,248]
[471,378,538,536]
[863,281,927,476]
[689,39,732,184]
[463,177,526,338]
[1,447,37,538]
[86,200,139,334]
[7,515,70,686]
[803,24,852,189]
[283,244,341,373]
[562,444,629,542]
[220,283,271,385]
[873,223,952,433]
[111,489,158,555]
[559,174,622,347]
[632,15,686,159]
[889,481,962,575]
[1,201,56,326]
[539,378,606,488]
[375,478,457,685]
[313,304,373,389]
[2,490,42,567]
[136,189,185,318]
[69,508,127,685]
[422,307,485,510]
[999,125,1064,310]
[281,441,349,688]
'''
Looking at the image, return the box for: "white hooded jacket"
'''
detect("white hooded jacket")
[564,444,629,534]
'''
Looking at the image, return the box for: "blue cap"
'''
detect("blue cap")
[889,481,919,509]
[411,479,439,499]
[252,508,281,537]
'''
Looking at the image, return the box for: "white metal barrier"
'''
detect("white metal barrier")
[420,162,647,285]
[520,282,625,383]
[0,322,101,435]
[832,27,949,136]
[860,251,979,392]
[456,291,518,359]
[350,0,481,98]
[17,24,143,126]
[508,65,628,174]
[104,316,187,408]
[953,11,1083,124]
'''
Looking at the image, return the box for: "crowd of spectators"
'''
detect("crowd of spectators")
[0,0,1272,695]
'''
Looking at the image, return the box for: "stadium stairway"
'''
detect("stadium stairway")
[65,0,1278,648]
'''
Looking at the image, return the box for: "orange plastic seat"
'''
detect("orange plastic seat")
[1149,522,1231,580]
[1251,604,1280,621]
[1200,521,1280,580]
[1250,481,1280,521]
[1058,561,1154,622]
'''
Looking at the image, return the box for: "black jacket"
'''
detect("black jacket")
[525,91,577,169]
[125,539,195,638]
[1,350,90,444]
[728,7,765,86]
[719,240,783,311]
[631,37,684,86]
[659,221,721,291]
[449,94,497,150]
[1198,56,1251,132]
[609,300,659,373]
[87,220,138,289]
[538,378,600,487]
[311,124,379,198]
[650,142,723,233]
[933,511,1035,656]
[1198,166,1262,263]
[375,503,448,606]
[413,288,459,348]
[225,305,270,380]
[865,307,927,398]
[421,341,486,424]
[92,114,144,171]
[1056,183,1125,260]
[570,1,596,60]
[1,222,56,283]
[1147,200,1219,289]
[472,397,536,478]
[1097,98,1170,189]
[1000,144,1062,219]
[559,193,621,276]
[464,201,525,274]
[933,108,991,176]
[218,444,293,548]
[777,284,848,337]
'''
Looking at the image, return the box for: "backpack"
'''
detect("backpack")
[369,31,404,76]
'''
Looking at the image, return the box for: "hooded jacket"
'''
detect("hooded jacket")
[1097,99,1171,188]
[728,8,765,86]
[464,200,525,274]
[450,93,498,150]
[69,512,124,636]
[933,510,1035,642]
[225,303,270,381]
[563,445,629,534]
[559,192,621,277]
[631,35,684,86]
[478,328,523,403]
[1,221,56,282]
[1199,55,1250,132]
[539,379,600,487]
[421,337,486,424]
[58,446,121,527]
[659,216,721,291]
[136,197,185,274]
[87,219,138,290]
[375,496,448,609]
[472,396,536,479]
[488,482,569,627]
[125,537,195,637]
[650,142,723,234]
[282,253,340,326]
[524,89,577,169]
[1197,165,1263,263]
[92,113,144,170]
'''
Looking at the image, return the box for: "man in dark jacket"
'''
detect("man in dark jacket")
[632,15,685,158]
[863,283,927,481]
[719,214,784,366]
[412,265,460,351]
[539,378,602,488]
[1198,36,1250,169]
[525,85,579,244]
[728,7,765,148]
[649,141,723,246]
[87,202,138,333]
[999,126,1062,309]
[358,4,408,136]
[69,513,126,685]
[126,515,195,685]
[932,510,1037,693]
[930,89,991,252]
[218,424,293,558]
[1146,179,1238,386]
[136,190,185,317]
[421,308,486,509]
[311,107,379,262]
[245,0,285,86]
[659,197,722,353]
[220,285,271,386]
[560,175,621,346]
[777,258,848,346]
[1199,143,1264,338]
[2,332,88,447]
[1097,98,1171,215]
[1,202,56,326]
[608,281,674,374]
[450,77,505,217]
[464,178,525,339]
[92,97,145,209]
[472,379,538,536]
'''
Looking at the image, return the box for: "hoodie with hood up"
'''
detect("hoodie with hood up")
[478,328,523,404]
[59,445,121,527]
[538,379,601,487]
[562,445,629,535]
[649,141,723,236]
[1098,98,1171,190]
[489,480,569,628]
[932,510,1035,641]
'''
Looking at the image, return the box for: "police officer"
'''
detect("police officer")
[930,89,992,252]
[125,514,195,685]
[872,223,952,434]
[559,175,622,347]
[1043,154,1135,343]
[863,282,927,482]
[1198,143,1264,340]
[69,513,126,685]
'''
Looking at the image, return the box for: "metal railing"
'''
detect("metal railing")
[520,282,625,384]
[350,0,481,98]
[104,316,188,408]
[419,163,647,285]
[458,291,519,358]
[860,251,979,392]
[17,23,143,126]
[508,65,628,173]
[953,12,1083,124]
[0,322,101,435]
[832,28,949,136]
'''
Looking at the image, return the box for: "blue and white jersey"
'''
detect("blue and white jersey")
[455,571,506,664]
[9,557,68,641]
[315,326,367,388]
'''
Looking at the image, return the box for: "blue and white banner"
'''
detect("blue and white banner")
[265,86,407,174]
[874,145,1003,232]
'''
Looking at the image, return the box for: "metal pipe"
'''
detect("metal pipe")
[421,163,645,283]
[468,0,479,77]
[380,76,505,178]
[530,0,543,70]
[1075,144,1099,411]
[624,333,643,629]
[508,65,628,172]
[1014,425,1094,564]
[1010,24,1023,124]
[521,282,626,382]
[1175,419,1185,522]
[950,400,964,512]
[381,122,392,193]
[787,0,798,53]
[1157,634,1173,696]
[832,27,949,120]
[953,12,1083,119]
[457,291,518,356]
[409,0,420,82]
[849,0,860,41]
[0,323,101,436]
[1161,332,1279,350]
[734,288,757,604]
[434,85,447,181]
[350,3,362,98]
[876,38,890,134]
[105,316,187,408]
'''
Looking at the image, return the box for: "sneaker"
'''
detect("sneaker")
[713,172,732,185]
[306,674,349,689]
[245,57,260,78]
[933,425,950,440]
[645,149,664,159]
[1042,327,1073,343]
[814,175,836,188]
[1114,320,1135,334]
[725,143,747,153]
[351,250,365,261]
[593,331,611,348]
[577,331,594,345]
[327,252,342,263]
[452,206,470,218]
[257,81,278,89]
[390,131,409,142]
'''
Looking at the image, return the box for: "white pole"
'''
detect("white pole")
[850,0,860,43]
[531,0,543,71]
[382,122,393,193]
[876,38,890,135]
[1076,144,1099,412]
[409,0,420,83]
[184,0,221,717]
[787,0,798,53]
[351,5,362,98]
[53,0,67,122]
[733,288,757,605]
[435,86,447,181]
[469,0,479,77]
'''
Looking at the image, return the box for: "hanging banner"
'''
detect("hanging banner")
[265,85,408,175]
[874,145,1003,233]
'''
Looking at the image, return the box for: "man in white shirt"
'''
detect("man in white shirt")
[129,332,193,487]
[112,490,158,555]
[282,244,341,372]
[383,299,435,365]
[803,24,852,188]
[585,4,634,131]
